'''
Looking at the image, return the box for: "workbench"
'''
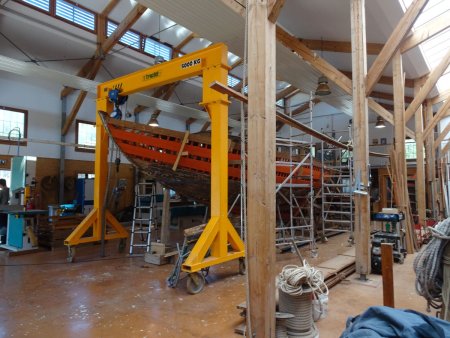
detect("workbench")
[0,208,47,252]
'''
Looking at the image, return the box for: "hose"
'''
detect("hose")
[413,217,450,311]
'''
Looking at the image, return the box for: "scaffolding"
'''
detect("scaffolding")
[274,94,317,256]
[321,127,354,243]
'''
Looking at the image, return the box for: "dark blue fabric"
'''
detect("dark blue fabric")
[340,306,450,338]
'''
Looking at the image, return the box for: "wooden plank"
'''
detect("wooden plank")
[381,243,395,308]
[405,48,450,122]
[425,101,435,212]
[299,39,384,55]
[393,51,415,253]
[423,98,450,139]
[172,131,190,171]
[351,0,371,277]
[366,0,429,95]
[400,11,450,53]
[267,0,286,23]
[247,0,276,336]
[415,82,426,226]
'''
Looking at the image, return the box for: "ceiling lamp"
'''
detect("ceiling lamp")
[375,116,386,128]
[149,114,159,127]
[315,76,331,96]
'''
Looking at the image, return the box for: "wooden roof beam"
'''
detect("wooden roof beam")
[405,48,450,122]
[268,0,286,23]
[430,88,450,105]
[61,4,146,135]
[340,70,415,88]
[423,96,450,138]
[276,85,299,101]
[299,39,384,55]
[366,0,428,95]
[145,82,178,124]
[434,120,450,150]
[400,10,450,53]
[370,90,413,104]
[173,32,197,56]
[275,26,415,139]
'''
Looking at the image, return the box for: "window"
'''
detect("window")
[405,139,417,160]
[107,21,141,49]
[0,106,28,145]
[144,38,172,61]
[276,99,285,107]
[75,120,96,152]
[22,0,50,11]
[56,0,95,31]
[227,75,240,88]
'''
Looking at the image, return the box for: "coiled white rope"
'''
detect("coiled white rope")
[413,217,450,310]
[277,261,329,297]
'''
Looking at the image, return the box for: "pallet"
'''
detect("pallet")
[37,215,85,250]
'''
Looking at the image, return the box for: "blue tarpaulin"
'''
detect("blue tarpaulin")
[340,306,450,338]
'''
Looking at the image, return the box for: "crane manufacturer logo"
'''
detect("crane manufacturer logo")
[143,71,161,81]
[181,58,201,69]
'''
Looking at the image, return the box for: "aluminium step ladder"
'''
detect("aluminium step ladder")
[129,182,157,255]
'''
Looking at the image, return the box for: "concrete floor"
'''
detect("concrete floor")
[0,234,432,338]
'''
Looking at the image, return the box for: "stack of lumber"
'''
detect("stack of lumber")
[389,149,418,253]
[37,215,85,250]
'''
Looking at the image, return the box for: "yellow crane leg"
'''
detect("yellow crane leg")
[64,98,128,248]
[181,65,245,273]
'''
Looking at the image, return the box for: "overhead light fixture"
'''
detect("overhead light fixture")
[315,76,331,96]
[375,116,386,128]
[149,114,159,127]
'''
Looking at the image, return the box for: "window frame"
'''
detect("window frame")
[75,119,96,153]
[0,106,28,146]
[54,0,97,33]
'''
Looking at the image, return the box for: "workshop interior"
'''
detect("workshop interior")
[0,0,449,337]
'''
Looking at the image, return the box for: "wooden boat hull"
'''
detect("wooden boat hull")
[104,117,323,205]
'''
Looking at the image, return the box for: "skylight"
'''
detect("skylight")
[144,38,172,62]
[399,0,450,92]
[55,0,95,31]
[22,0,49,11]
[107,21,140,49]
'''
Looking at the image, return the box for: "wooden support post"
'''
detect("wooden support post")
[351,0,371,278]
[381,243,395,308]
[414,82,426,226]
[160,188,170,245]
[247,0,276,336]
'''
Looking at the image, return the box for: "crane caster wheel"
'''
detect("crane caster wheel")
[186,272,205,295]
[118,238,126,253]
[67,246,76,263]
[238,258,246,275]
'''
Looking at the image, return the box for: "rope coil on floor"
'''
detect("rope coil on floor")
[413,217,450,311]
[277,261,328,338]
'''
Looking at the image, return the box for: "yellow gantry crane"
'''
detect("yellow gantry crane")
[65,44,245,285]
